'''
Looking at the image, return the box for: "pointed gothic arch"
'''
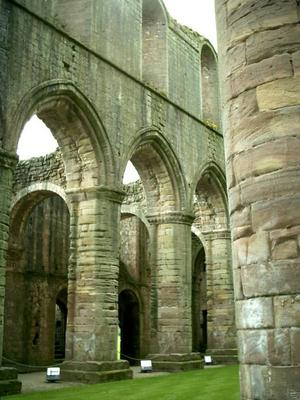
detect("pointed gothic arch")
[8,80,115,189]
[122,128,188,215]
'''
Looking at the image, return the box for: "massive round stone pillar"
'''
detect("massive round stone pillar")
[216,1,300,398]
[0,149,21,394]
[61,187,132,383]
[147,212,203,371]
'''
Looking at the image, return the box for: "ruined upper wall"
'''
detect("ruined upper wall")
[10,0,219,124]
[12,0,142,78]
[13,150,66,194]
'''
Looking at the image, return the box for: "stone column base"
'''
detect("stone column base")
[0,367,22,396]
[206,349,238,365]
[60,360,133,384]
[147,353,203,372]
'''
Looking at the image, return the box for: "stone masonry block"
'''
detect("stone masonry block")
[229,54,293,99]
[240,364,300,400]
[236,297,274,329]
[247,231,269,265]
[240,169,300,207]
[229,106,300,156]
[246,24,300,64]
[239,328,291,366]
[233,237,248,267]
[270,226,300,241]
[257,76,300,111]
[252,196,300,231]
[241,262,300,298]
[227,0,298,46]
[238,329,268,364]
[293,50,300,76]
[291,328,300,364]
[268,328,291,366]
[225,42,246,77]
[233,137,300,183]
[274,295,300,327]
[272,239,298,260]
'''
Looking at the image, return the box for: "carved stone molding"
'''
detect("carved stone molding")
[147,211,195,226]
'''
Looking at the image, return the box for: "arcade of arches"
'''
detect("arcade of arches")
[0,0,299,399]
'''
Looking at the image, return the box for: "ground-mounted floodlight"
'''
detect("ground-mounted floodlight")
[204,355,212,365]
[46,367,61,382]
[140,359,152,372]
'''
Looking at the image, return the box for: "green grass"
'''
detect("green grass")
[8,365,240,400]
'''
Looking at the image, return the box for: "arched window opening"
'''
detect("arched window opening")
[123,161,140,184]
[201,45,220,130]
[142,0,168,92]
[17,115,58,160]
[118,290,140,365]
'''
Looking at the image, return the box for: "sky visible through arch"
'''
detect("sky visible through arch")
[17,0,217,183]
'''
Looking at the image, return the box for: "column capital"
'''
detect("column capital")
[66,186,126,204]
[147,211,195,226]
[0,149,18,170]
[202,229,231,240]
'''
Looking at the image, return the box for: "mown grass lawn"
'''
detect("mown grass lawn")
[8,365,240,400]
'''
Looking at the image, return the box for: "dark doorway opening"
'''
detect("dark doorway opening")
[54,288,67,360]
[118,290,140,365]
[192,246,207,353]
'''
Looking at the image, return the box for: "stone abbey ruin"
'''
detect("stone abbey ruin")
[0,0,299,398]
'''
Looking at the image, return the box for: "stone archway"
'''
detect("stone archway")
[7,81,134,383]
[9,80,115,190]
[119,129,202,371]
[4,189,70,367]
[191,164,236,363]
[119,211,151,359]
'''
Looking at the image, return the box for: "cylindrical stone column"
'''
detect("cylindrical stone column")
[204,230,236,363]
[0,149,21,394]
[216,1,300,398]
[147,212,203,371]
[62,187,132,383]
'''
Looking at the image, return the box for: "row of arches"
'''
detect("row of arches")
[10,81,221,212]
[4,162,230,366]
[2,77,234,369]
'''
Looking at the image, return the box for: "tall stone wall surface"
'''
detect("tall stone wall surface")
[216,0,300,398]
[0,0,229,388]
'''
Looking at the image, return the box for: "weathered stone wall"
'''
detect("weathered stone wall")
[4,0,223,186]
[0,0,228,386]
[216,0,300,398]
[13,149,65,193]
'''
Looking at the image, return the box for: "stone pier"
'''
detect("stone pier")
[61,187,132,383]
[147,212,203,372]
[0,150,22,394]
